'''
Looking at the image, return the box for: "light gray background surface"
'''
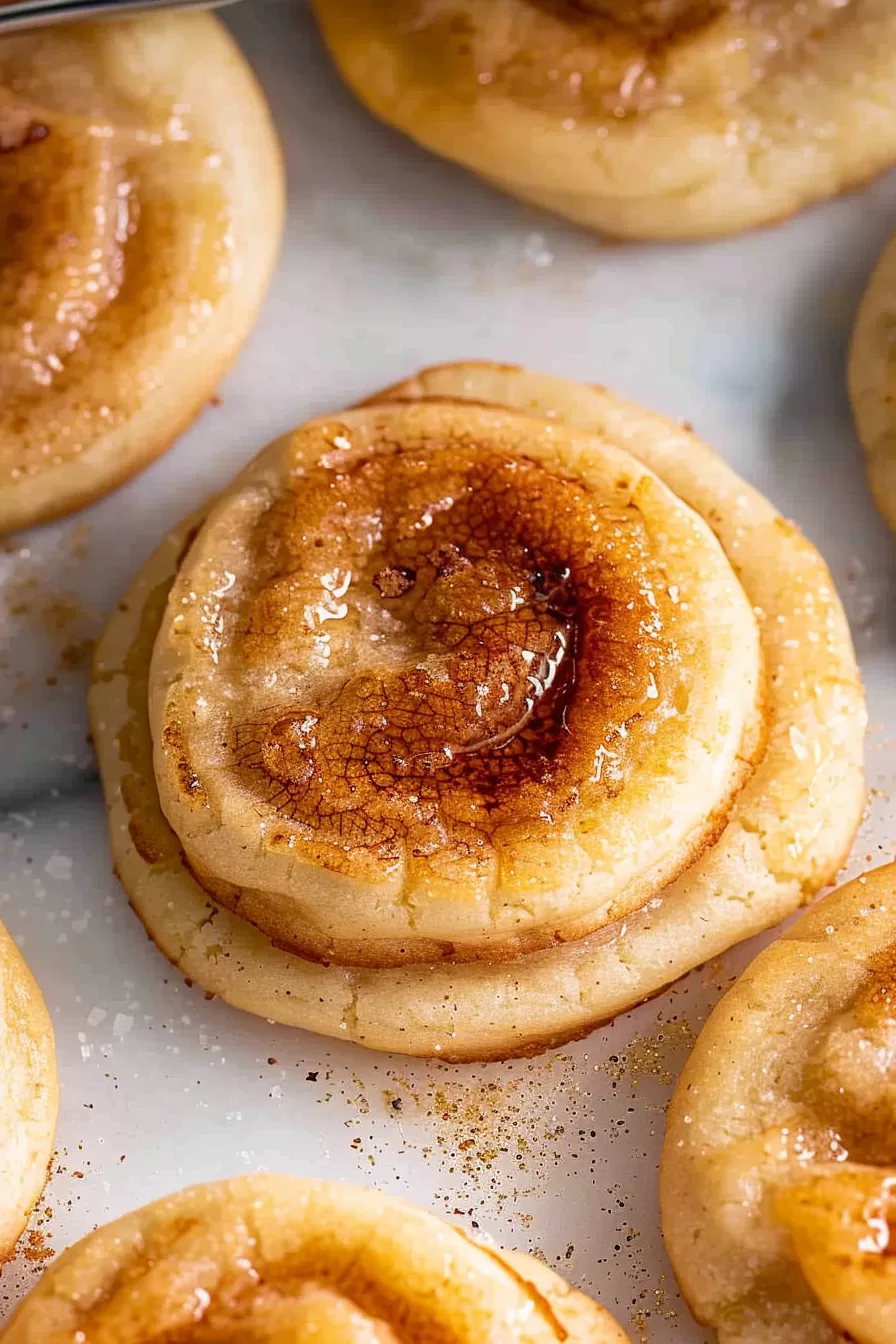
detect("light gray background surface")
[1,4,895,1339]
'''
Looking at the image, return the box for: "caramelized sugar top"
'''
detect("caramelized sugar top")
[0,28,232,482]
[391,0,826,120]
[225,441,682,873]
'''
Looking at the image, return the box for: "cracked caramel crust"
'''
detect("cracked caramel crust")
[89,364,865,1060]
[0,14,283,534]
[661,864,896,1344]
[312,0,896,240]
[225,448,707,869]
[231,447,614,857]
[0,1175,632,1343]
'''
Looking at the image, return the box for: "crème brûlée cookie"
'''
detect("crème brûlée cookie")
[0,919,57,1263]
[0,13,283,536]
[849,233,896,536]
[0,1174,631,1343]
[90,362,865,1061]
[661,863,896,1344]
[312,0,896,241]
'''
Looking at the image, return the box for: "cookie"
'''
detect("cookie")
[0,13,283,534]
[662,863,896,1344]
[0,1173,631,1342]
[90,364,865,1060]
[313,0,896,240]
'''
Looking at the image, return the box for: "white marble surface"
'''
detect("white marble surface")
[1,3,895,1339]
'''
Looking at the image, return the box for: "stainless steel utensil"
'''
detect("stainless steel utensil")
[0,0,237,34]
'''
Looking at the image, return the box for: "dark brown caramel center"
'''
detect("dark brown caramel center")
[231,444,679,867]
